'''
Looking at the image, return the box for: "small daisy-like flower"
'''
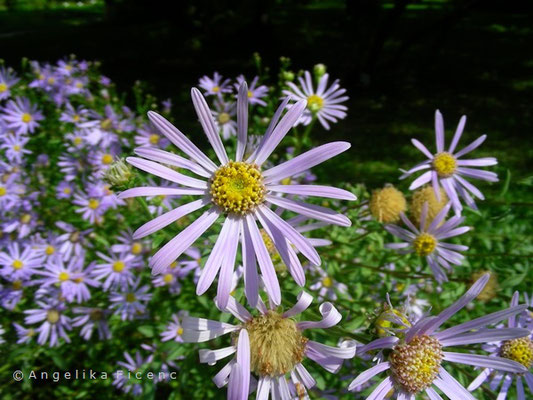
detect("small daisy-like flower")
[199,72,232,96]
[91,251,140,291]
[309,266,349,301]
[59,103,89,125]
[468,291,533,399]
[1,97,44,135]
[212,100,238,140]
[1,132,31,164]
[183,292,355,399]
[401,110,498,214]
[109,279,152,321]
[55,221,93,260]
[113,351,152,396]
[120,83,355,308]
[283,70,348,130]
[161,311,188,342]
[56,180,75,199]
[0,174,24,210]
[235,75,268,106]
[385,203,469,283]
[73,190,108,224]
[56,59,77,76]
[134,122,170,148]
[348,274,529,399]
[0,242,43,279]
[72,307,112,340]
[13,322,36,344]
[111,230,147,256]
[0,66,20,100]
[24,300,72,347]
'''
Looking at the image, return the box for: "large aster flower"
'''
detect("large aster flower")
[283,70,348,130]
[400,110,498,214]
[385,203,469,283]
[119,82,356,308]
[468,291,533,399]
[182,292,356,399]
[0,97,44,135]
[348,274,529,399]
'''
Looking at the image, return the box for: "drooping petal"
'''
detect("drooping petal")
[297,302,341,330]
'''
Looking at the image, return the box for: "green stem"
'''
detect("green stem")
[136,197,152,219]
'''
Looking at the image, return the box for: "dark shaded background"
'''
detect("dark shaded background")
[1,0,532,185]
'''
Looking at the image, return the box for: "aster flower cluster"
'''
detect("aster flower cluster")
[0,55,530,400]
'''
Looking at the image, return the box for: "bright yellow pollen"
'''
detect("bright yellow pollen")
[0,83,7,92]
[113,261,126,272]
[20,214,31,224]
[13,145,21,152]
[131,242,142,255]
[210,161,265,215]
[12,259,24,269]
[322,276,333,288]
[307,94,324,112]
[21,113,32,123]
[125,293,136,303]
[240,311,308,377]
[58,272,70,282]
[390,335,443,393]
[212,86,220,93]
[370,186,407,223]
[46,310,60,324]
[247,90,253,98]
[177,327,184,336]
[149,134,160,144]
[375,307,411,337]
[163,274,174,284]
[45,245,55,255]
[500,337,533,369]
[63,187,72,194]
[101,153,113,164]
[12,280,23,290]
[72,114,80,122]
[413,233,437,257]
[218,112,230,124]
[0,187,6,196]
[73,137,82,146]
[88,199,100,209]
[432,152,457,177]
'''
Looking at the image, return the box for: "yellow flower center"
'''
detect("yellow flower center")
[13,145,21,152]
[241,311,308,377]
[63,187,72,194]
[131,242,143,255]
[69,232,80,242]
[100,118,112,130]
[0,187,6,196]
[12,259,24,269]
[370,186,407,223]
[247,90,253,98]
[375,307,411,337]
[65,65,73,71]
[73,114,80,122]
[0,83,7,92]
[390,335,443,394]
[322,276,333,288]
[73,137,82,146]
[58,272,70,282]
[500,337,533,369]
[12,280,23,290]
[177,327,184,336]
[126,293,136,303]
[163,274,174,284]
[47,77,55,84]
[307,94,324,112]
[73,277,83,283]
[75,82,83,88]
[218,112,230,124]
[210,161,265,215]
[88,199,100,209]
[46,310,60,324]
[432,152,457,177]
[20,214,31,224]
[113,261,126,272]
[101,153,113,165]
[21,113,32,123]
[149,134,160,145]
[212,86,220,93]
[45,245,55,255]
[413,233,437,257]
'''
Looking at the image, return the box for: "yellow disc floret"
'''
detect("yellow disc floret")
[12,259,24,270]
[101,154,113,165]
[45,245,55,255]
[113,261,126,272]
[432,152,457,177]
[375,307,411,337]
[58,272,70,282]
[0,187,6,196]
[21,113,32,123]
[46,310,60,324]
[389,335,443,393]
[307,94,324,112]
[413,233,437,257]
[163,274,174,284]
[126,293,136,303]
[241,311,308,377]
[410,186,448,228]
[500,337,533,369]
[210,161,265,215]
[88,199,100,209]
[0,83,7,93]
[149,134,160,145]
[370,186,407,223]
[322,276,333,288]
[218,112,230,124]
[131,242,143,255]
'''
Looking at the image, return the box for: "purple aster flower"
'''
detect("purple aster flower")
[56,180,75,199]
[385,203,470,283]
[111,230,147,256]
[109,279,152,321]
[91,251,140,291]
[283,71,348,130]
[468,291,533,399]
[0,276,26,310]
[400,110,498,214]
[1,132,31,164]
[59,103,89,125]
[72,307,112,340]
[100,75,111,86]
[24,300,72,347]
[199,72,232,97]
[348,274,529,399]
[235,75,269,106]
[113,351,152,396]
[119,82,356,308]
[13,322,36,344]
[0,242,43,279]
[0,174,25,210]
[56,59,77,76]
[3,210,40,238]
[161,311,188,342]
[1,97,44,135]
[134,122,170,148]
[182,291,356,399]
[309,265,349,301]
[55,221,93,260]
[58,153,84,180]
[212,100,237,140]
[73,190,108,224]
[0,66,20,100]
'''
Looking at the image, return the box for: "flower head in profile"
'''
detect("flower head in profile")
[1,97,44,135]
[348,274,529,399]
[0,66,20,100]
[283,70,348,130]
[120,82,356,309]
[199,72,232,97]
[401,110,498,214]
[468,291,533,399]
[385,203,469,283]
[182,292,355,399]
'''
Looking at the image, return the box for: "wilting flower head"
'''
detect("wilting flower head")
[120,82,356,308]
[400,110,498,214]
[0,66,20,100]
[468,291,533,399]
[410,185,448,228]
[370,185,407,223]
[349,274,529,399]
[1,97,44,135]
[385,202,469,283]
[182,292,356,399]
[283,70,348,130]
